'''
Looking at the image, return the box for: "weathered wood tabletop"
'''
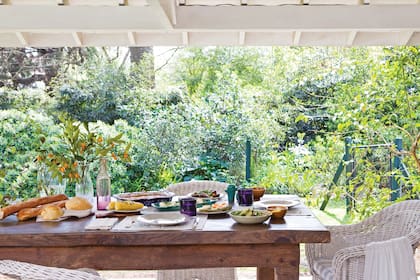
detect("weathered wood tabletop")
[0,195,330,280]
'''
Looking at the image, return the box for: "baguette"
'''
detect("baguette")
[17,200,67,221]
[0,194,68,219]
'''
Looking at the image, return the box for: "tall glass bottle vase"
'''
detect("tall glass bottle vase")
[75,163,94,204]
[96,158,111,210]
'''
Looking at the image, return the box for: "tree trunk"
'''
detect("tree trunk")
[129,47,155,88]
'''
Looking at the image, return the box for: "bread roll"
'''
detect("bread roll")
[17,200,67,221]
[40,205,64,220]
[65,197,92,210]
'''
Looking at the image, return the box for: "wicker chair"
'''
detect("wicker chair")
[165,180,229,197]
[305,200,420,280]
[0,260,103,280]
[158,180,236,280]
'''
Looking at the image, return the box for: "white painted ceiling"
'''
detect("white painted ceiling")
[0,0,419,47]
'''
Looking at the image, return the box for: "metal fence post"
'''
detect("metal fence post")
[391,137,403,201]
[245,139,251,182]
[344,137,353,213]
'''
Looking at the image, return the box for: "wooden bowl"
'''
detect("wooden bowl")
[252,187,265,201]
[267,205,287,219]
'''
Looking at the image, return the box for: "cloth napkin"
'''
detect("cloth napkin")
[84,217,119,231]
[112,215,207,232]
[364,236,417,280]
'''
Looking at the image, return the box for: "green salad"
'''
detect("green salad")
[230,208,268,217]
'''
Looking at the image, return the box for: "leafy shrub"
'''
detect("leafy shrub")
[0,110,60,201]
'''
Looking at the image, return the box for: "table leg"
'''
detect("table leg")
[274,244,300,280]
[257,267,274,280]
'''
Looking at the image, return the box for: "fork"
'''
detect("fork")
[192,217,200,230]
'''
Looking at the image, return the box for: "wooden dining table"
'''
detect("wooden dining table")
[0,195,330,280]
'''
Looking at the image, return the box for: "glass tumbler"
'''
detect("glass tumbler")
[180,198,197,216]
[237,188,254,206]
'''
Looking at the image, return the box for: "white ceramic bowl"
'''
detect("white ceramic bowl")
[229,209,271,224]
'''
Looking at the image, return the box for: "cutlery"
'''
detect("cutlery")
[192,217,200,230]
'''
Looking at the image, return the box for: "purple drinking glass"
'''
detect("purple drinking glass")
[180,197,197,216]
[237,188,254,206]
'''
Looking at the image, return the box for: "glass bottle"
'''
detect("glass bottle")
[75,162,94,204]
[96,157,111,210]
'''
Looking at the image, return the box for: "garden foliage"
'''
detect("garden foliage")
[0,46,418,220]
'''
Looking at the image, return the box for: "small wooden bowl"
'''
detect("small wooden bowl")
[252,187,265,201]
[267,205,287,219]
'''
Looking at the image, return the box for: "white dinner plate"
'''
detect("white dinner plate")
[112,209,142,213]
[256,199,300,208]
[63,209,92,218]
[197,208,230,215]
[137,213,187,226]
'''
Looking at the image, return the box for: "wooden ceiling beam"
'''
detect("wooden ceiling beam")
[182,31,189,45]
[71,31,82,45]
[0,6,167,30]
[175,5,420,31]
[239,31,245,45]
[293,31,301,45]
[346,30,357,45]
[15,31,28,46]
[127,31,136,45]
[148,0,175,29]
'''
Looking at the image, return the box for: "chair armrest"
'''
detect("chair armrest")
[332,244,366,280]
[331,229,420,280]
[305,224,370,276]
[306,225,362,259]
[407,227,420,249]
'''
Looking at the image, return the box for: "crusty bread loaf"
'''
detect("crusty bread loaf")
[40,205,64,220]
[17,200,67,221]
[0,194,68,219]
[65,197,92,210]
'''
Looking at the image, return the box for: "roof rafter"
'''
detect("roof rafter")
[148,0,176,29]
[0,2,419,46]
[175,5,420,31]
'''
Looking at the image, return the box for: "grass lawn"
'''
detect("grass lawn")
[310,199,349,226]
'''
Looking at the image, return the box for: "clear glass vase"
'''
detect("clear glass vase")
[75,163,94,204]
[37,164,66,197]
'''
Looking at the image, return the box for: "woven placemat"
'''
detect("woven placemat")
[112,215,207,232]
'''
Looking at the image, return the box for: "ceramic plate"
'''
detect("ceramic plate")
[63,209,92,218]
[188,192,224,200]
[197,203,231,215]
[256,199,300,208]
[112,209,142,213]
[151,202,180,211]
[197,209,230,215]
[114,191,175,206]
[137,213,187,226]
